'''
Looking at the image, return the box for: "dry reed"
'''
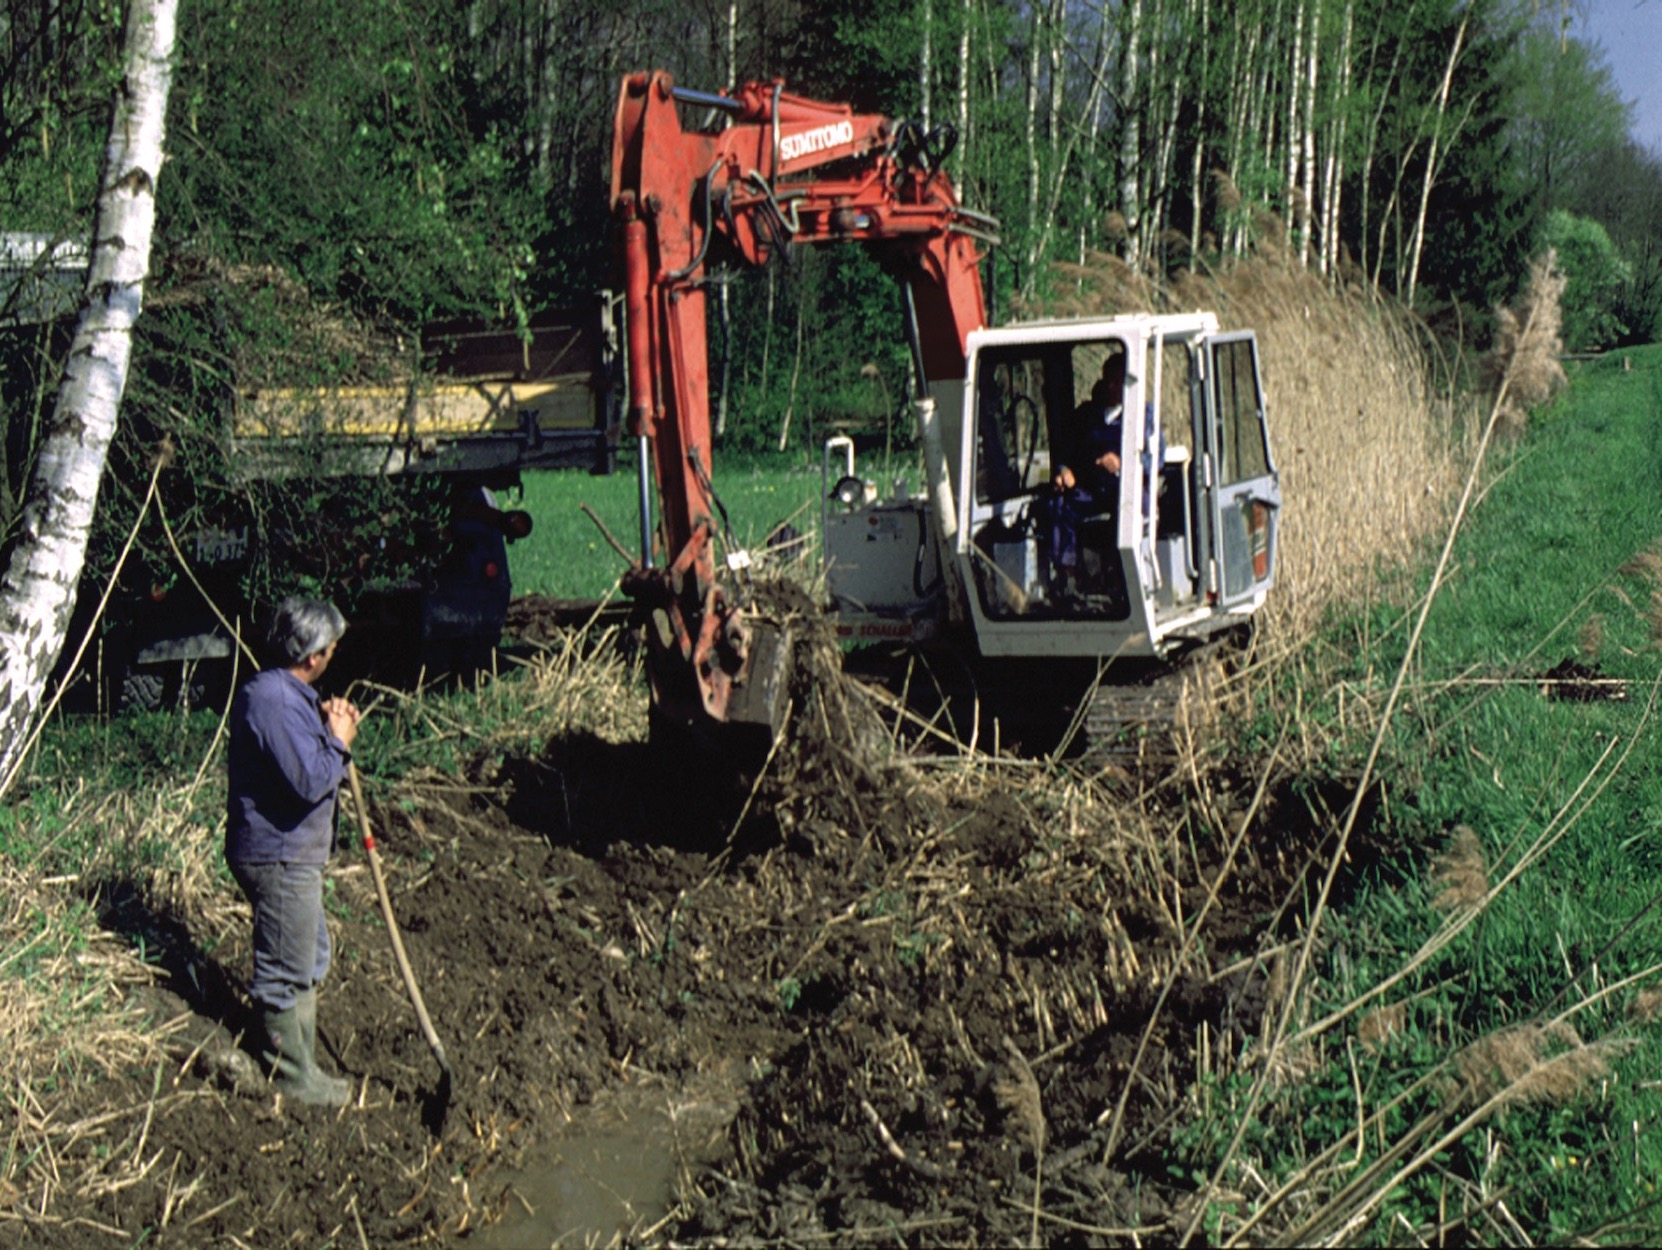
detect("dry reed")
[1483,248,1566,436]
[1428,825,1489,912]
[1455,1021,1629,1107]
[1034,254,1463,654]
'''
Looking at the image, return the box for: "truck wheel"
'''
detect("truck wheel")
[118,666,168,713]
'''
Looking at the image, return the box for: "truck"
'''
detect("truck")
[609,71,1280,754]
[121,301,622,709]
[0,256,622,710]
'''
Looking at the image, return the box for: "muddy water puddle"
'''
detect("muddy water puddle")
[469,1069,741,1248]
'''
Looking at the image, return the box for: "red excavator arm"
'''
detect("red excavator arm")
[610,69,995,731]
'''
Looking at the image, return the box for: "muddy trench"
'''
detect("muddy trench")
[18,611,1370,1247]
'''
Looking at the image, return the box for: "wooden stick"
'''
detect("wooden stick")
[346,763,453,1101]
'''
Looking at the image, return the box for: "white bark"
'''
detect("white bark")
[725,0,737,92]
[1282,0,1304,257]
[1117,0,1144,264]
[1150,0,1187,264]
[1187,0,1210,265]
[1319,0,1354,276]
[1022,2,1043,280]
[1405,14,1468,308]
[920,0,932,131]
[1297,0,1319,267]
[1358,21,1407,286]
[1027,0,1103,281]
[957,0,971,161]
[0,0,177,790]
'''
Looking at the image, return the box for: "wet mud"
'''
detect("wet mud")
[17,601,1367,1246]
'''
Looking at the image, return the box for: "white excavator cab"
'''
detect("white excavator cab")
[824,312,1280,666]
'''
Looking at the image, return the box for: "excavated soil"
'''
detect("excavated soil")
[14,598,1364,1247]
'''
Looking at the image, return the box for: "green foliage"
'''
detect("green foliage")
[1569,141,1662,347]
[1542,211,1632,350]
[1199,346,1662,1240]
[783,0,926,114]
[713,248,917,454]
[167,0,550,325]
[775,976,802,1012]
[0,1,122,231]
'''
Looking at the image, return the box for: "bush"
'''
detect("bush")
[1541,210,1632,352]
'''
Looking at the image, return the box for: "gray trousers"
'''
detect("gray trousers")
[229,860,332,1011]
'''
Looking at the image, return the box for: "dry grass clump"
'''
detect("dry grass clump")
[1483,248,1566,436]
[1616,542,1662,649]
[1427,825,1489,912]
[1037,249,1162,318]
[1578,613,1606,660]
[1357,1001,1407,1052]
[1456,1021,1630,1107]
[995,1036,1047,1156]
[0,858,160,1095]
[1630,988,1662,1025]
[1618,543,1662,586]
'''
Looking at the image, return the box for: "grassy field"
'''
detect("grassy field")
[506,451,855,601]
[1177,345,1662,1241]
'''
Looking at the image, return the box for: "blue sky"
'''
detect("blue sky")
[1576,0,1662,155]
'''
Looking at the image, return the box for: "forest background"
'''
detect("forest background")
[3,0,1660,532]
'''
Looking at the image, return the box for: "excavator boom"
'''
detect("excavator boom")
[610,70,1280,755]
[610,70,994,730]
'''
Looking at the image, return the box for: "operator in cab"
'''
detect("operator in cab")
[225,597,362,1106]
[1039,351,1125,604]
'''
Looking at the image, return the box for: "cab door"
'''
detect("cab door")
[1201,333,1280,607]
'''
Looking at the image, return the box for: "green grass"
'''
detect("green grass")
[1188,346,1662,1241]
[507,450,860,600]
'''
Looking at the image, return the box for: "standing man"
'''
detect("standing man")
[227,597,362,1105]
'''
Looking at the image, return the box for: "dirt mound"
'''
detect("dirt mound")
[10,629,1356,1246]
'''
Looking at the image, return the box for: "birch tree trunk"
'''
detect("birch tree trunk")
[1319,0,1354,276]
[1296,0,1319,268]
[1356,21,1406,286]
[1025,0,1093,283]
[1283,0,1305,257]
[1405,14,1468,308]
[1117,0,1144,265]
[920,0,932,131]
[1187,0,1211,266]
[957,0,971,164]
[1022,1,1043,282]
[0,0,177,790]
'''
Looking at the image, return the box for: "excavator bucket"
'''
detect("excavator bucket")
[724,619,793,736]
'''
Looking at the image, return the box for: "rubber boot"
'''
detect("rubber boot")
[295,987,353,1104]
[258,1001,350,1107]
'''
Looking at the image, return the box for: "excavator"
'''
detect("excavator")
[610,70,1280,753]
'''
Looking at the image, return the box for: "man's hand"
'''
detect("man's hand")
[1052,465,1077,491]
[1096,450,1122,474]
[321,697,362,751]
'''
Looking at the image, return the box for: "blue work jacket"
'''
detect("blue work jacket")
[225,668,349,865]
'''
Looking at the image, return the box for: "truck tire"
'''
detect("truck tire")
[118,666,168,714]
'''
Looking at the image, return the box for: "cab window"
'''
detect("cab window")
[1212,339,1269,485]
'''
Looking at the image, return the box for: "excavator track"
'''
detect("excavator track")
[1077,641,1232,765]
[842,634,1245,765]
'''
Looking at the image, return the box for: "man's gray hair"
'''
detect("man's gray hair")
[266,597,347,665]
